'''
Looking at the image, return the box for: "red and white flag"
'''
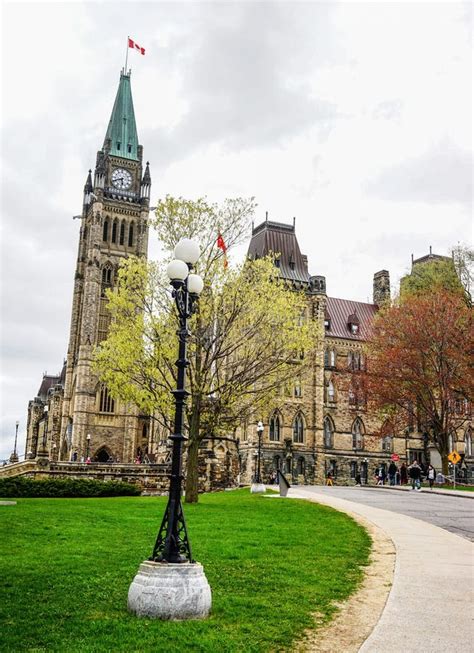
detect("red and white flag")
[128,37,145,55]
[217,233,228,269]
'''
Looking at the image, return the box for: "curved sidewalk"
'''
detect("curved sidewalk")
[290,487,474,652]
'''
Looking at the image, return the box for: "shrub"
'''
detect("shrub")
[0,476,141,498]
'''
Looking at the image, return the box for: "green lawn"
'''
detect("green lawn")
[0,490,370,653]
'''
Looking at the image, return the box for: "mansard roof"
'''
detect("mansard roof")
[37,361,66,401]
[325,297,377,341]
[247,218,310,284]
[104,71,139,161]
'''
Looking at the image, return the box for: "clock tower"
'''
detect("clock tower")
[60,70,152,462]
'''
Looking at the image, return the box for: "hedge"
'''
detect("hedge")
[0,476,141,498]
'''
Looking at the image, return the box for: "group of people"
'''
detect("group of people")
[374,460,437,490]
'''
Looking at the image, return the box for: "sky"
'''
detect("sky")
[0,1,472,459]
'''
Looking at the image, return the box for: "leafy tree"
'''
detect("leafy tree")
[400,257,464,301]
[365,289,473,474]
[94,197,318,502]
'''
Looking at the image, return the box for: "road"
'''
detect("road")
[298,485,474,541]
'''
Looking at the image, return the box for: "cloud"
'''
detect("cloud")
[365,141,473,206]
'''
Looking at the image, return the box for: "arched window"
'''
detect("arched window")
[293,413,304,443]
[350,461,357,479]
[98,385,115,413]
[101,264,113,295]
[111,219,118,243]
[98,265,113,342]
[330,350,336,367]
[119,220,125,245]
[142,423,149,440]
[323,416,334,448]
[269,413,281,441]
[297,457,305,475]
[465,428,472,457]
[128,221,134,247]
[102,218,109,242]
[294,377,302,398]
[352,418,364,449]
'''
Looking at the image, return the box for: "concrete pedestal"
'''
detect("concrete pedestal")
[250,482,266,493]
[128,561,212,620]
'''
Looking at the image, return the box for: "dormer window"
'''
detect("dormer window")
[275,258,280,268]
[127,144,132,153]
[348,313,360,335]
[116,142,121,151]
[324,319,330,331]
[289,260,295,270]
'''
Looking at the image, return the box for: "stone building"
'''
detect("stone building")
[24,70,153,464]
[17,73,471,487]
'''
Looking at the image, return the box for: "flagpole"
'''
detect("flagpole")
[125,35,129,74]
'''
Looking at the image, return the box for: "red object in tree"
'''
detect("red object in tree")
[128,38,145,55]
[217,233,228,268]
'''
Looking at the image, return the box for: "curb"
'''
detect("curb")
[370,485,474,499]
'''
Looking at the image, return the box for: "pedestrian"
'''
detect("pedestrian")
[355,472,361,486]
[400,462,408,485]
[326,471,334,486]
[408,460,422,491]
[388,461,397,486]
[427,464,436,489]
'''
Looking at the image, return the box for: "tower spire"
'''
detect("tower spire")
[104,71,139,160]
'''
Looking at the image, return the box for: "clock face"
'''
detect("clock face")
[111,168,132,190]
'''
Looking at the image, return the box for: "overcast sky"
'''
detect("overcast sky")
[0,1,472,459]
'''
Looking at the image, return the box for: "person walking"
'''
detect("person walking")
[326,471,334,486]
[408,460,422,491]
[400,462,408,485]
[388,461,397,486]
[427,464,436,489]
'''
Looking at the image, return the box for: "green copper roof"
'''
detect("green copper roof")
[104,72,139,160]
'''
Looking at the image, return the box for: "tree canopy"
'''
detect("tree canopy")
[366,288,473,472]
[94,197,318,501]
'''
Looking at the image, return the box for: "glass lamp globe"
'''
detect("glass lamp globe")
[257,421,264,432]
[167,259,189,281]
[174,238,200,264]
[187,274,204,295]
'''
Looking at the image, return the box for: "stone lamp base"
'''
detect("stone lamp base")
[128,561,212,620]
[250,482,266,494]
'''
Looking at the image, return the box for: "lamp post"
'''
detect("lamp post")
[86,434,91,462]
[9,421,19,463]
[128,237,211,621]
[251,421,266,493]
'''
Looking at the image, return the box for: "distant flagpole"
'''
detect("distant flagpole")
[125,35,129,74]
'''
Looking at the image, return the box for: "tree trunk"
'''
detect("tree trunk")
[441,455,449,476]
[185,401,201,504]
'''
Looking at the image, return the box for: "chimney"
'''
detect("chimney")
[373,270,391,306]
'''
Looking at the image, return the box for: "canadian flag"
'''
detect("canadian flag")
[128,37,145,55]
[217,233,228,269]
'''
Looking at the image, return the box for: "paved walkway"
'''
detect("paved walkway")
[289,487,474,652]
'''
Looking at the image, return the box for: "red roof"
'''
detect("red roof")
[325,297,378,341]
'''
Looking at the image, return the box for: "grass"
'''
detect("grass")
[0,489,371,653]
[428,484,474,492]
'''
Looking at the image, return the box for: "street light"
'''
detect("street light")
[251,421,266,494]
[9,421,19,463]
[86,434,91,462]
[128,237,211,621]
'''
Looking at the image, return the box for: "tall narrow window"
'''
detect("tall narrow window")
[329,350,336,367]
[323,416,334,448]
[297,457,305,475]
[294,378,302,398]
[293,414,304,443]
[269,414,281,441]
[111,219,118,244]
[102,218,109,242]
[99,385,115,413]
[350,461,357,479]
[352,418,364,449]
[327,380,335,402]
[128,222,134,247]
[98,265,113,342]
[324,349,329,367]
[119,221,125,245]
[465,428,472,457]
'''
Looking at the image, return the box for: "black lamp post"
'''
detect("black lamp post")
[251,421,265,493]
[151,238,204,564]
[86,433,91,461]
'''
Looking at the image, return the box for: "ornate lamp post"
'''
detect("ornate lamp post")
[128,237,211,621]
[251,421,266,493]
[9,421,19,463]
